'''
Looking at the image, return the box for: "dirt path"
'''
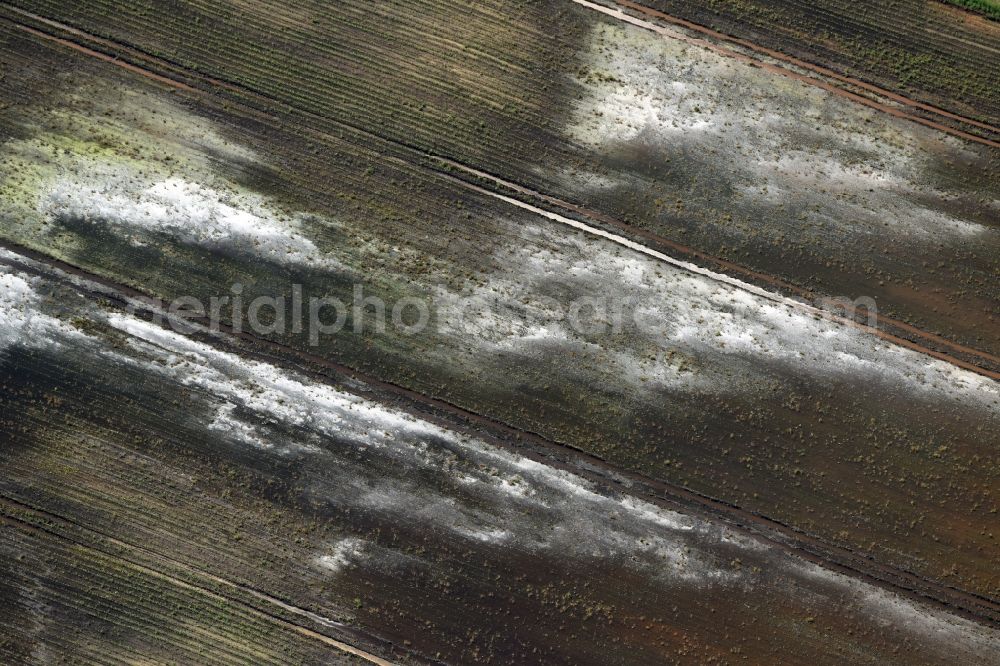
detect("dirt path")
[7,19,193,91]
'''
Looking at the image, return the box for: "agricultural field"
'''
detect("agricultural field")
[2,0,997,364]
[0,0,998,663]
[3,219,1000,665]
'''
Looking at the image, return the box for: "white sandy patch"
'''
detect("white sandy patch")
[41,174,343,270]
[208,403,274,451]
[2,86,347,274]
[105,312,448,454]
[0,271,38,350]
[453,526,512,544]
[316,538,368,574]
[433,220,1000,408]
[94,306,746,584]
[443,434,755,584]
[575,82,714,143]
[567,22,992,242]
[0,268,88,352]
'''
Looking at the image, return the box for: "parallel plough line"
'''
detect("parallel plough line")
[0,495,402,666]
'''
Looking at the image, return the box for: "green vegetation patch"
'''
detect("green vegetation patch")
[943,0,1000,20]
